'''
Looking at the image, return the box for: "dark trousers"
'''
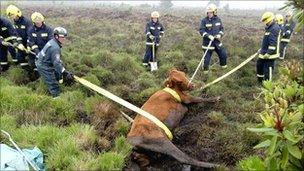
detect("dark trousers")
[279,42,288,59]
[203,45,227,71]
[143,45,158,64]
[0,44,17,71]
[36,63,61,97]
[256,58,275,82]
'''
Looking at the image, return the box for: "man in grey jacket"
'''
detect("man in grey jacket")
[36,27,74,97]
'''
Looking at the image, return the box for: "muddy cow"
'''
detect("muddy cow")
[127,69,220,168]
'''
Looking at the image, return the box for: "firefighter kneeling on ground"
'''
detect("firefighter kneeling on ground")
[199,4,227,74]
[27,12,53,80]
[256,12,281,83]
[35,27,74,98]
[143,11,164,70]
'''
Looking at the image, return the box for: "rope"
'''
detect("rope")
[189,40,213,83]
[74,76,173,140]
[201,52,258,89]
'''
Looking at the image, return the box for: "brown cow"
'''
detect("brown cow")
[127,69,220,168]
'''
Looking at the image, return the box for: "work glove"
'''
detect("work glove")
[257,49,261,54]
[215,34,221,40]
[149,35,155,40]
[263,54,270,59]
[1,41,10,46]
[62,70,75,86]
[208,35,214,41]
[17,44,26,51]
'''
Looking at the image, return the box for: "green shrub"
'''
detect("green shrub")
[66,123,98,151]
[98,152,125,170]
[113,136,132,157]
[114,118,131,136]
[46,137,80,170]
[6,67,29,85]
[237,155,265,171]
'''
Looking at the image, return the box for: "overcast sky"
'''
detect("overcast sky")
[110,1,286,10]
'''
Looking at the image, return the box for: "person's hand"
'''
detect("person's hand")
[264,54,270,59]
[208,35,214,41]
[149,35,155,40]
[215,34,221,40]
[62,70,75,86]
[17,44,26,51]
[1,41,10,46]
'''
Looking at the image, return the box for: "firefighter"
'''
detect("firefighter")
[0,17,18,72]
[27,12,53,80]
[256,12,281,83]
[199,4,227,74]
[275,14,284,29]
[35,27,74,98]
[6,4,32,69]
[143,11,165,68]
[279,11,296,60]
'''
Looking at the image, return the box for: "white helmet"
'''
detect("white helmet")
[54,27,67,37]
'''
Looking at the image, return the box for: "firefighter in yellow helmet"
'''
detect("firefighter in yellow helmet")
[143,11,165,71]
[26,12,53,80]
[275,14,284,27]
[199,3,227,74]
[256,12,281,83]
[279,11,296,59]
[6,5,33,71]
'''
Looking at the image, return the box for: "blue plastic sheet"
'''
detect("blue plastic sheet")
[0,144,45,171]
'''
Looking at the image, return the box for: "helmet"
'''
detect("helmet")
[6,5,22,17]
[261,12,275,24]
[54,27,67,37]
[275,14,284,25]
[206,4,217,15]
[151,11,160,18]
[31,12,45,23]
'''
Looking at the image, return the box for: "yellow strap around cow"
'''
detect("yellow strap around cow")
[163,87,182,103]
[201,52,258,89]
[74,76,173,140]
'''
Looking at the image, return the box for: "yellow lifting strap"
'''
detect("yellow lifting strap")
[201,52,258,89]
[74,76,173,140]
[163,87,182,103]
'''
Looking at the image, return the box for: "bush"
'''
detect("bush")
[237,155,265,171]
[98,152,126,170]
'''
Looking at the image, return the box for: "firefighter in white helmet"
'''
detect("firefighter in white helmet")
[35,27,74,98]
[143,11,165,69]
[199,4,227,74]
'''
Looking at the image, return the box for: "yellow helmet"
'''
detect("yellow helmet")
[261,12,275,24]
[151,11,160,18]
[6,5,22,17]
[206,4,217,15]
[275,14,284,25]
[31,12,45,23]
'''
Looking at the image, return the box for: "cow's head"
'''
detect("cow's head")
[164,69,194,91]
